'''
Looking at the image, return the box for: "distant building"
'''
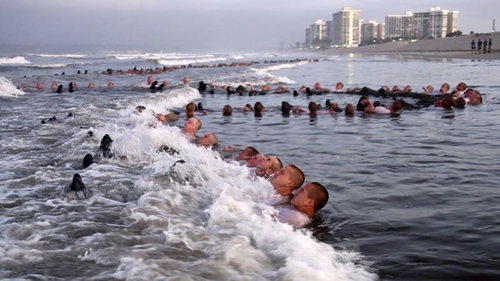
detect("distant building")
[305,28,311,48]
[332,7,361,47]
[304,20,327,48]
[385,12,413,39]
[299,6,459,50]
[361,20,378,43]
[412,7,458,38]
[377,23,385,39]
[447,10,459,35]
[326,20,334,46]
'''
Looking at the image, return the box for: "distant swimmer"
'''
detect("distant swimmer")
[281,101,293,116]
[196,133,219,148]
[183,117,202,140]
[82,153,94,168]
[97,134,113,158]
[308,101,319,117]
[222,104,233,116]
[139,76,154,88]
[198,81,207,93]
[361,97,402,115]
[329,103,343,114]
[243,104,252,112]
[463,89,483,105]
[183,76,190,86]
[134,105,147,114]
[334,82,344,92]
[254,102,266,117]
[149,81,158,90]
[344,103,355,116]
[64,173,92,199]
[56,85,63,93]
[149,80,165,92]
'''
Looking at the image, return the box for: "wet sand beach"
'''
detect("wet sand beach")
[325,31,500,60]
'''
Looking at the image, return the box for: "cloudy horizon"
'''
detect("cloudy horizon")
[1,0,498,52]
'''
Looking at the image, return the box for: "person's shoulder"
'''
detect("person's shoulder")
[375,106,391,114]
[276,205,310,228]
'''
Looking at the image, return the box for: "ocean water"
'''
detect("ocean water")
[1,47,499,281]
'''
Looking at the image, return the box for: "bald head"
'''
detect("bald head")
[196,133,218,147]
[223,104,233,116]
[288,164,305,190]
[291,182,329,218]
[270,164,305,196]
[307,182,329,212]
[184,117,202,136]
[237,147,259,160]
[456,82,467,91]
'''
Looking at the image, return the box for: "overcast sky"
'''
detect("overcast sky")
[0,0,498,52]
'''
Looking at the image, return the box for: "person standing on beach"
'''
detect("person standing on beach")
[471,39,476,54]
[477,39,482,54]
[483,38,488,54]
[488,38,492,53]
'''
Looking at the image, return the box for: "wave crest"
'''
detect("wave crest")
[0,56,31,65]
[0,76,26,97]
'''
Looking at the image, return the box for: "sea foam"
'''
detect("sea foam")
[0,77,26,97]
[0,56,31,65]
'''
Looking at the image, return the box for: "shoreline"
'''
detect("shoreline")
[322,31,500,60]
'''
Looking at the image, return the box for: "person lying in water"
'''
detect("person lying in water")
[274,182,329,228]
[360,97,402,115]
[246,154,283,178]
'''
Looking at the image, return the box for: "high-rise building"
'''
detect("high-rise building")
[326,20,334,46]
[377,23,386,40]
[385,12,413,39]
[332,7,361,47]
[412,7,459,38]
[361,20,378,44]
[305,28,311,48]
[447,10,459,35]
[304,20,327,48]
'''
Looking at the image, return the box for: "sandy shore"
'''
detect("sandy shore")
[324,31,500,60]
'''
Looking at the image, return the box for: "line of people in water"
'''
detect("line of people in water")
[71,106,328,228]
[98,58,318,76]
[152,83,481,124]
[19,69,483,110]
[169,115,329,228]
[137,102,330,227]
[63,76,483,228]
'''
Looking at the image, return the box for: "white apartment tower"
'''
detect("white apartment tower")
[377,23,386,39]
[304,20,327,48]
[412,7,459,38]
[385,12,413,39]
[332,7,361,47]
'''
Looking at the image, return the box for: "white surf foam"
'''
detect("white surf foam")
[156,57,224,66]
[34,54,87,58]
[0,56,31,65]
[259,61,309,72]
[0,77,26,97]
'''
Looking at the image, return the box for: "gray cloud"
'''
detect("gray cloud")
[0,0,498,52]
